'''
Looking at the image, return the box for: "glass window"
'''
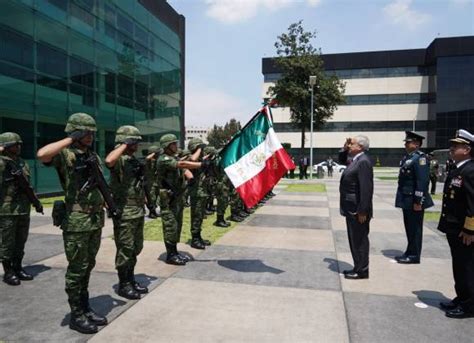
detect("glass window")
[70,56,94,88]
[117,12,133,35]
[0,28,33,68]
[37,42,67,78]
[70,2,94,27]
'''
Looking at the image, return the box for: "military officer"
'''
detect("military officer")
[0,133,37,285]
[157,134,211,265]
[395,131,434,264]
[187,138,211,250]
[37,113,107,334]
[214,149,231,228]
[437,129,474,319]
[428,153,440,195]
[144,145,161,218]
[105,126,148,300]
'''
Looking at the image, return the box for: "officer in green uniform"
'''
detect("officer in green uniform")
[212,148,231,227]
[157,134,211,264]
[229,186,245,222]
[187,138,211,249]
[145,145,162,218]
[105,126,148,300]
[37,113,107,334]
[395,131,434,264]
[0,132,37,285]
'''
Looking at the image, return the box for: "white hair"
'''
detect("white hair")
[354,135,370,151]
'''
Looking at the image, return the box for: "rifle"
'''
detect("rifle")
[133,159,158,218]
[77,153,121,218]
[6,161,44,214]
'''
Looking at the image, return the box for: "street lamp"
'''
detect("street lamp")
[309,75,317,179]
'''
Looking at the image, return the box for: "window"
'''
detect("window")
[70,2,94,27]
[70,56,94,88]
[117,12,133,35]
[37,42,67,78]
[0,62,34,83]
[0,28,33,68]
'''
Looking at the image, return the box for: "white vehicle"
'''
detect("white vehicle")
[313,161,346,173]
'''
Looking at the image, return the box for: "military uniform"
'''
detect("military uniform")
[0,132,34,285]
[144,145,161,218]
[438,129,474,319]
[42,113,107,333]
[429,156,440,195]
[214,166,231,227]
[108,125,147,300]
[395,131,433,263]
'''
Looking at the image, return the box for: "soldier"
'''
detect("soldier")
[214,149,231,228]
[157,134,212,264]
[145,145,162,218]
[187,138,212,250]
[395,131,434,264]
[228,186,245,222]
[105,126,148,300]
[0,132,40,285]
[37,113,107,334]
[437,129,474,319]
[203,145,218,215]
[428,152,440,195]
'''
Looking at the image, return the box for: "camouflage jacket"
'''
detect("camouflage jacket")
[0,155,31,216]
[156,153,186,197]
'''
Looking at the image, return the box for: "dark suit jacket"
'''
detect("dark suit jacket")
[339,151,374,218]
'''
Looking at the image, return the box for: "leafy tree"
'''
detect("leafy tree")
[269,21,345,156]
[207,118,241,149]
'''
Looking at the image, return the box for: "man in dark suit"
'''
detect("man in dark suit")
[395,131,434,264]
[339,135,374,279]
[437,129,474,319]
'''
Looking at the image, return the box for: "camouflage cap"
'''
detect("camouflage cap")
[178,148,191,158]
[188,137,205,153]
[148,145,162,154]
[203,145,217,155]
[115,125,142,144]
[160,134,178,149]
[64,112,97,133]
[0,132,22,147]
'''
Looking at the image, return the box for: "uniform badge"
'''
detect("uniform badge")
[405,160,412,166]
[451,177,463,188]
[419,157,426,166]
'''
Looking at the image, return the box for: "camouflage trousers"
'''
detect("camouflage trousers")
[0,214,30,265]
[190,195,207,236]
[230,188,243,214]
[113,216,144,273]
[216,181,230,216]
[160,191,184,245]
[63,228,102,316]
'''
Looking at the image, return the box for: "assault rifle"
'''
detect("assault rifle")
[133,160,159,218]
[6,161,44,214]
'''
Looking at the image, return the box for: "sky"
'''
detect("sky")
[167,0,474,128]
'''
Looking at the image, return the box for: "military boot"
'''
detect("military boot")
[199,233,211,246]
[2,261,20,286]
[131,267,148,294]
[214,215,231,227]
[13,260,33,281]
[117,269,141,300]
[165,243,186,265]
[70,313,98,334]
[191,235,206,249]
[239,210,249,218]
[229,213,244,222]
[81,292,108,326]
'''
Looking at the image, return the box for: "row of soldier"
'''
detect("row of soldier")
[0,112,274,334]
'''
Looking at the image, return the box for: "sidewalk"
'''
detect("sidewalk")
[1,178,473,342]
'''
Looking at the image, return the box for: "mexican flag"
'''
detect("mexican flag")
[220,106,296,208]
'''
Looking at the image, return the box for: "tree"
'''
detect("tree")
[268,21,345,157]
[207,118,241,149]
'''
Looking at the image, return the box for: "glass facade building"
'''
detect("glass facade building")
[0,0,185,193]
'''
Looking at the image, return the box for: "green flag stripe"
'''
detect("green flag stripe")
[220,112,271,168]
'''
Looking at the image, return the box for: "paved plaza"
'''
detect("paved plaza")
[1,176,474,342]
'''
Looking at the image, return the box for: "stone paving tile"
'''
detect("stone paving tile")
[23,233,65,265]
[268,199,328,208]
[216,225,335,252]
[0,267,164,343]
[333,230,451,259]
[256,205,329,217]
[174,245,341,291]
[246,214,330,230]
[344,292,474,343]
[29,215,54,228]
[30,221,114,238]
[90,278,349,343]
[275,194,328,202]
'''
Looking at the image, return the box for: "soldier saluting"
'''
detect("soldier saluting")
[37,113,108,334]
[395,131,433,264]
[438,129,474,319]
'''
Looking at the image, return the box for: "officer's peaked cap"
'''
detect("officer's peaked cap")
[450,129,474,145]
[404,131,425,142]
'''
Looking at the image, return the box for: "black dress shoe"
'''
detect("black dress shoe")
[133,281,149,294]
[3,272,21,286]
[118,283,141,300]
[84,309,108,326]
[396,256,420,264]
[16,269,34,281]
[344,271,369,280]
[191,239,206,250]
[70,315,98,334]
[343,269,354,275]
[445,307,474,319]
[166,254,186,265]
[440,299,460,311]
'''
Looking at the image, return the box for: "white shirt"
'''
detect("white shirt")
[456,158,471,168]
[351,152,365,163]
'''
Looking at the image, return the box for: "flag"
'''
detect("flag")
[220,106,296,208]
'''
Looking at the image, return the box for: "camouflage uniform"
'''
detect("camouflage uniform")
[108,126,147,299]
[0,132,33,285]
[43,113,107,332]
[144,145,161,218]
[214,169,231,227]
[203,146,217,214]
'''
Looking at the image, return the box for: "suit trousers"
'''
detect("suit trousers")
[447,232,474,312]
[345,215,370,273]
[402,209,424,259]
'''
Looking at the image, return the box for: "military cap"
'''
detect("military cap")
[404,131,425,142]
[65,113,97,133]
[450,129,474,145]
[0,132,23,147]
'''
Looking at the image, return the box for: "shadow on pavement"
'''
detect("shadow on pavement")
[25,264,52,277]
[412,290,452,310]
[157,251,195,262]
[217,259,285,274]
[380,249,404,259]
[323,257,352,273]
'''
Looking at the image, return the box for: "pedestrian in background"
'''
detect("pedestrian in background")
[428,152,440,195]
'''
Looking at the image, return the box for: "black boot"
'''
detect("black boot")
[214,215,231,228]
[191,236,206,250]
[239,210,249,218]
[13,260,33,281]
[165,243,186,265]
[2,261,20,286]
[117,269,141,300]
[82,292,108,326]
[70,313,98,334]
[229,213,244,222]
[131,267,148,294]
[199,233,211,246]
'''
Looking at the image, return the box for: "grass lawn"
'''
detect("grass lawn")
[431,193,443,201]
[376,176,399,181]
[143,207,238,244]
[40,196,64,208]
[425,211,441,222]
[285,183,326,192]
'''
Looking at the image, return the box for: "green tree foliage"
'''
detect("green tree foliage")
[269,21,345,155]
[207,118,241,149]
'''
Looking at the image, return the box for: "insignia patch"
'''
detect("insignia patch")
[164,156,170,160]
[419,157,426,165]
[405,160,412,166]
[451,177,463,188]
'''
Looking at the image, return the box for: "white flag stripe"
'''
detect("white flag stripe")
[224,127,282,188]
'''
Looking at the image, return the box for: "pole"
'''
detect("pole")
[413,116,415,131]
[310,87,314,179]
